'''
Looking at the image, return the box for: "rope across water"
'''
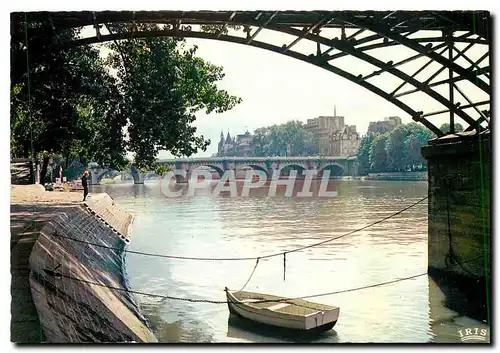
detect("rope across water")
[38,195,453,305]
[52,196,428,261]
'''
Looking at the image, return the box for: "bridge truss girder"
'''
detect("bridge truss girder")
[15,10,491,136]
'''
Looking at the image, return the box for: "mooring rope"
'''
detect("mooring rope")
[41,254,482,306]
[10,217,38,250]
[51,196,428,261]
[239,258,260,291]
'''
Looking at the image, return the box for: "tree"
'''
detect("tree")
[10,19,127,183]
[439,122,464,134]
[356,121,435,173]
[252,127,270,156]
[248,121,318,157]
[357,134,374,174]
[370,133,389,172]
[105,23,242,169]
[11,19,242,182]
[403,134,423,171]
[402,123,434,171]
[386,126,408,172]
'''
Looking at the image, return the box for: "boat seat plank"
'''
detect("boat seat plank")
[267,303,291,311]
[241,299,261,303]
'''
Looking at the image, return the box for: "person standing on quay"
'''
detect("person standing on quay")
[82,171,89,201]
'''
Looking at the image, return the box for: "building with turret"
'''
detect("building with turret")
[216,130,254,157]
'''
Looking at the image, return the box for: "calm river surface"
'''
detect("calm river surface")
[91,179,488,343]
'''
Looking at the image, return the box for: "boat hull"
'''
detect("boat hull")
[226,291,339,332]
[228,302,337,333]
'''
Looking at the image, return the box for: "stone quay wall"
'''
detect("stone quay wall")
[364,171,428,181]
[28,193,157,343]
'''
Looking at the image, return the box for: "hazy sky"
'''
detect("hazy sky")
[80,13,489,159]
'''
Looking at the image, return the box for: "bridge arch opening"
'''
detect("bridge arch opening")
[278,164,308,179]
[195,165,224,179]
[318,164,345,179]
[95,170,134,184]
[174,165,225,184]
[97,169,117,183]
[236,165,269,180]
[144,171,159,181]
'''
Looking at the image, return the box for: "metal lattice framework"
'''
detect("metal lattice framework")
[15,10,491,136]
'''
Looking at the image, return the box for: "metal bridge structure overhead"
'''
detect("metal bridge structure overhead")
[14,10,491,136]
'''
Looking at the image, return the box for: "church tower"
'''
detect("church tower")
[225,131,232,144]
[217,130,224,156]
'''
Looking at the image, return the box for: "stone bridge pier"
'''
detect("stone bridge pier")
[422,131,491,324]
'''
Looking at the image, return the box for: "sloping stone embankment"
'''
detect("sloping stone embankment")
[27,193,157,343]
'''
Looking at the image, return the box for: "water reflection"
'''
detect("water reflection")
[226,315,340,343]
[140,300,215,343]
[93,180,488,343]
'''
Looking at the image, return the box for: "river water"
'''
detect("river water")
[91,179,489,343]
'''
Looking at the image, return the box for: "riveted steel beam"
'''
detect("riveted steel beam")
[421,100,489,118]
[364,43,449,81]
[92,12,101,40]
[339,15,490,93]
[216,11,236,38]
[394,66,489,99]
[72,28,443,136]
[246,11,278,44]
[282,17,331,53]
[388,46,449,96]
[266,24,477,128]
[16,10,491,136]
[392,41,477,98]
[326,32,481,68]
[448,31,455,133]
[453,83,490,124]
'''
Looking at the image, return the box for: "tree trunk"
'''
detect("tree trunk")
[40,156,49,184]
[29,159,35,184]
[65,154,70,169]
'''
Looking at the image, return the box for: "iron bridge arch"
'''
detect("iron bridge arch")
[14,10,491,135]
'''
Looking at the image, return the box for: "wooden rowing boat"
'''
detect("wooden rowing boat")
[225,288,340,332]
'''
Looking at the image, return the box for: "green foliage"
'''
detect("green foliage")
[386,125,409,172]
[11,22,128,180]
[247,121,318,157]
[357,133,374,174]
[369,133,389,172]
[200,24,243,35]
[439,122,464,134]
[361,122,435,173]
[154,164,171,176]
[11,20,241,181]
[402,134,423,170]
[38,150,55,160]
[105,24,242,169]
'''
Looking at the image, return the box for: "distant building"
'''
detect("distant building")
[216,130,254,157]
[304,107,360,156]
[330,125,360,156]
[367,116,402,134]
